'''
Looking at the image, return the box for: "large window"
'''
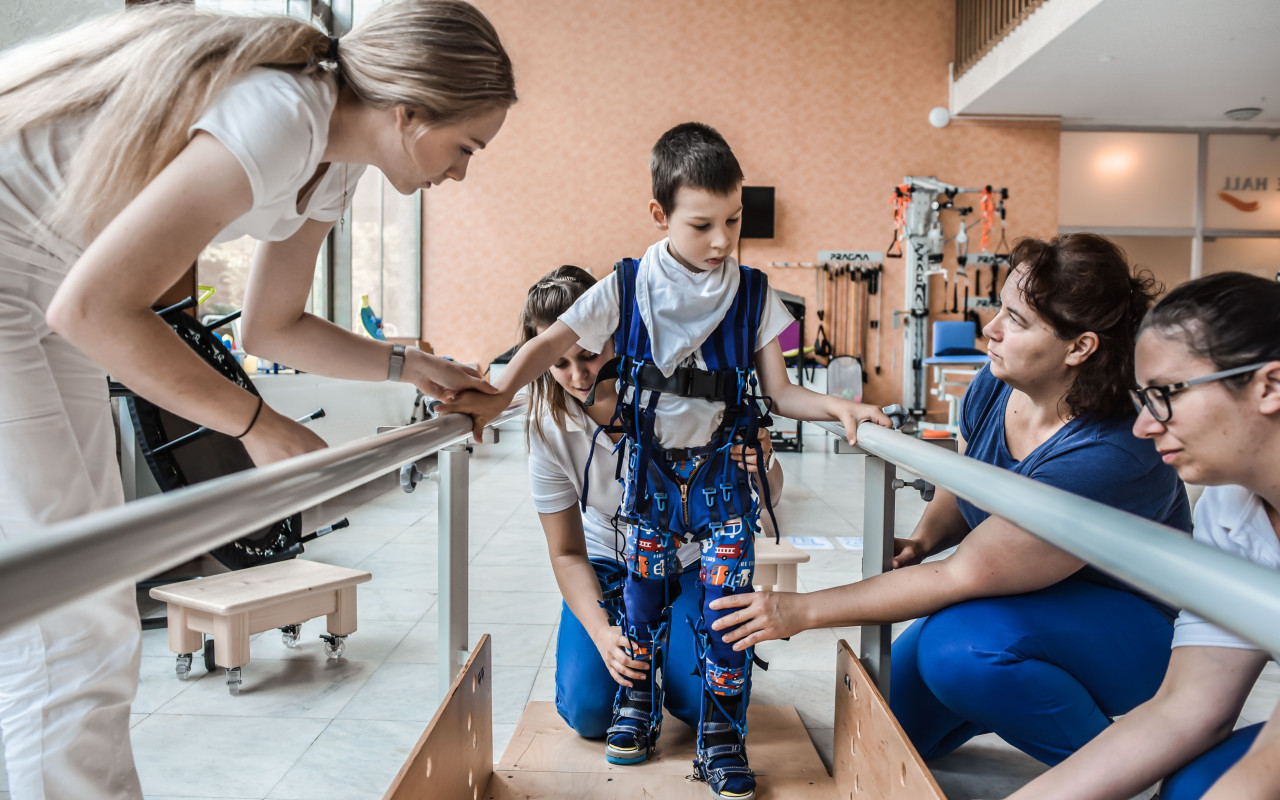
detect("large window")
[347,168,421,338]
[193,0,423,340]
[1059,132,1198,230]
[1059,130,1280,290]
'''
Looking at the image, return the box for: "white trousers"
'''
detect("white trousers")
[0,265,143,799]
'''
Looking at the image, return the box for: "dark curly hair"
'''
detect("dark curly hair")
[1009,233,1161,419]
[1140,272,1280,387]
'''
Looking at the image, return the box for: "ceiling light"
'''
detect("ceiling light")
[1225,107,1262,121]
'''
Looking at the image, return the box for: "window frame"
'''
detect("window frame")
[192,0,423,334]
[1059,126,1280,278]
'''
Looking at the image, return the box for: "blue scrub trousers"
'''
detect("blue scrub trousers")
[554,560,702,737]
[1161,723,1263,800]
[890,578,1174,765]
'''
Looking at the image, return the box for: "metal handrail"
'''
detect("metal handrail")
[0,398,528,634]
[823,421,1280,657]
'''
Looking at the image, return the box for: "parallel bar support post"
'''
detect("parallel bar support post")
[862,454,896,696]
[437,443,470,698]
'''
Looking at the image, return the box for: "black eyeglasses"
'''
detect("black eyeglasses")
[1129,362,1270,422]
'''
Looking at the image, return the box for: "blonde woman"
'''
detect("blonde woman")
[0,2,514,796]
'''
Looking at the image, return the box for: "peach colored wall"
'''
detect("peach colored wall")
[421,0,1059,409]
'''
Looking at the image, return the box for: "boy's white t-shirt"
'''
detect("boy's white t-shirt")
[189,68,366,243]
[528,403,701,568]
[1172,484,1280,661]
[559,242,794,449]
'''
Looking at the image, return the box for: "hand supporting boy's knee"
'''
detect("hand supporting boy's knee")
[591,626,650,688]
[709,590,807,651]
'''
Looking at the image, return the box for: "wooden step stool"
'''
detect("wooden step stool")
[754,537,810,592]
[149,559,371,695]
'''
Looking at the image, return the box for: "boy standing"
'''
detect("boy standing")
[443,122,889,800]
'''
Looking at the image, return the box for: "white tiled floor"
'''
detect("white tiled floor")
[1,426,1275,799]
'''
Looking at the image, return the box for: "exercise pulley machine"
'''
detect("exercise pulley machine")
[767,253,886,378]
[888,177,1009,417]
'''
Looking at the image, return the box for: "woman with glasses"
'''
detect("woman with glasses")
[1005,271,1280,800]
[711,233,1192,767]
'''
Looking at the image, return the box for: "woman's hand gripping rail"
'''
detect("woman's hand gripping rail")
[436,320,582,440]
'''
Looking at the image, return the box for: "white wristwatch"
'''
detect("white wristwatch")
[387,343,406,382]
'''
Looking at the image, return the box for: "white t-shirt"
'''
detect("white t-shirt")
[0,68,364,283]
[559,246,793,449]
[1172,484,1280,659]
[190,68,365,243]
[528,403,701,569]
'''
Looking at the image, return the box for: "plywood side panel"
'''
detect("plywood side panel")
[833,640,946,799]
[385,635,493,800]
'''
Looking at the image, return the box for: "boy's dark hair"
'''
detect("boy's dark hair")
[1009,233,1161,420]
[650,122,743,214]
[1140,272,1280,387]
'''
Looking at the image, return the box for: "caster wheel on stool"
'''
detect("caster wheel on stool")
[175,653,193,680]
[280,624,302,648]
[225,666,242,696]
[320,633,347,659]
[203,638,217,673]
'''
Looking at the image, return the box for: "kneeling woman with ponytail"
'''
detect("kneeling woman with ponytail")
[518,266,783,742]
[0,3,513,795]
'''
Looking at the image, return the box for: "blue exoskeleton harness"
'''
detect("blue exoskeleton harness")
[582,258,779,539]
[581,258,778,787]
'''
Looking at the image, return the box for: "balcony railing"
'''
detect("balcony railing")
[955,0,1049,77]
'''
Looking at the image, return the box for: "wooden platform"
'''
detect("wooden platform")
[386,634,945,800]
[491,702,830,798]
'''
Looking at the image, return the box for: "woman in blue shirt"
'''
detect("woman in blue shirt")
[711,233,1191,765]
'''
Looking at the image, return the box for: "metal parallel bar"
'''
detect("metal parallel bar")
[818,421,1280,658]
[861,455,896,693]
[0,399,527,635]
[437,444,470,697]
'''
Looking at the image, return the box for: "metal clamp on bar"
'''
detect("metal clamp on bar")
[893,477,935,502]
[401,463,425,493]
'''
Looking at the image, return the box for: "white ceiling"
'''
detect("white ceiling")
[954,0,1280,127]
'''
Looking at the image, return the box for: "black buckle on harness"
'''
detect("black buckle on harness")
[620,357,734,401]
[586,356,738,407]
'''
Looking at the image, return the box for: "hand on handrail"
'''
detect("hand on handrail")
[403,349,499,401]
[435,389,516,442]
